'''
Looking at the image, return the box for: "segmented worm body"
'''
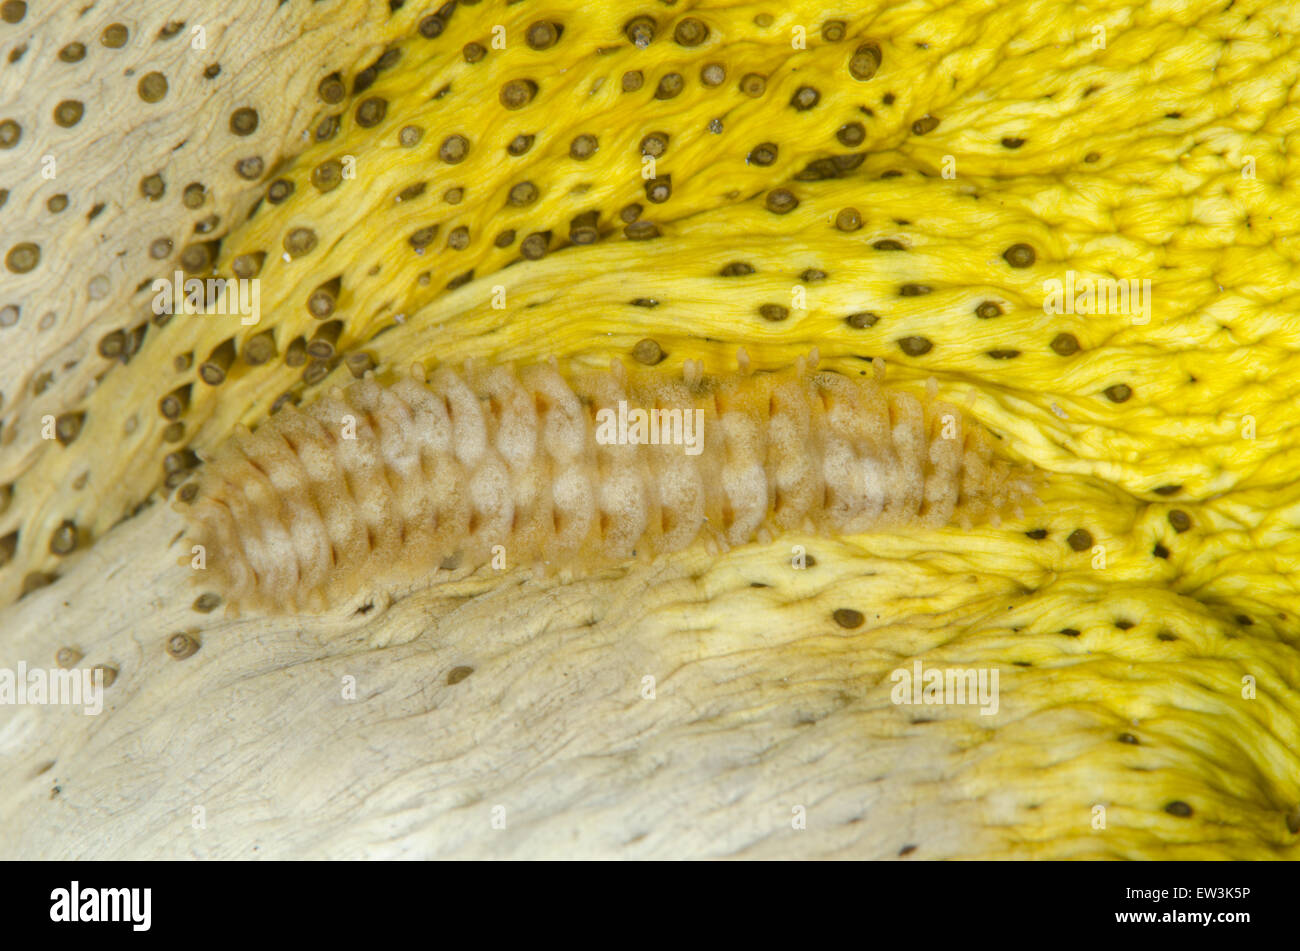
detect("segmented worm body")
[185,354,1037,614]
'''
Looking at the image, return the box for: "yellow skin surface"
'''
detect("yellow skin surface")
[1,0,1298,856]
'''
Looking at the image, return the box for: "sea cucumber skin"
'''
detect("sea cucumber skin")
[185,359,1038,614]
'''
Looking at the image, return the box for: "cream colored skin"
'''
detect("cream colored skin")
[0,496,1010,859]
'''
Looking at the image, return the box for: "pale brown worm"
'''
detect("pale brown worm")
[181,351,1039,614]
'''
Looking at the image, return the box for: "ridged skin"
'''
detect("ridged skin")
[185,357,1037,613]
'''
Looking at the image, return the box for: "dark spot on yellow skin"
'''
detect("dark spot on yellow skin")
[833,608,864,629]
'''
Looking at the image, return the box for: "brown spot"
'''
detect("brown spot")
[5,242,40,273]
[1050,332,1079,355]
[911,114,940,135]
[159,384,189,418]
[447,665,474,685]
[526,20,562,50]
[55,411,85,445]
[632,339,666,365]
[311,160,343,193]
[1167,510,1191,533]
[308,321,342,359]
[846,312,879,329]
[284,337,308,368]
[355,97,387,127]
[765,189,798,214]
[1104,383,1132,403]
[644,176,671,203]
[55,646,82,668]
[520,232,550,260]
[833,608,864,629]
[739,72,766,97]
[266,179,294,204]
[759,304,789,322]
[835,208,862,232]
[640,131,670,157]
[318,73,345,103]
[1164,801,1193,818]
[837,122,866,147]
[417,13,446,38]
[284,227,318,257]
[138,72,168,102]
[54,100,85,127]
[1003,243,1036,267]
[242,330,278,366]
[655,72,684,100]
[674,17,709,46]
[0,530,18,568]
[508,181,539,207]
[49,520,78,555]
[624,15,656,47]
[621,70,644,92]
[166,632,200,660]
[346,352,375,378]
[570,134,598,159]
[98,329,128,358]
[748,142,779,166]
[199,338,237,385]
[100,23,128,48]
[440,133,471,163]
[229,107,259,135]
[624,221,660,240]
[849,43,883,81]
[140,172,166,200]
[1066,528,1093,551]
[897,336,933,356]
[568,210,599,244]
[500,79,538,109]
[790,86,820,111]
[0,119,20,149]
[232,252,266,279]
